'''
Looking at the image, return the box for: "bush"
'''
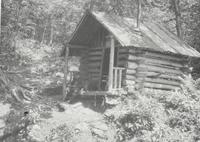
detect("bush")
[105,82,200,142]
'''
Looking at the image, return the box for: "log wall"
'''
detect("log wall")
[124,48,190,91]
[88,48,103,82]
[79,49,89,88]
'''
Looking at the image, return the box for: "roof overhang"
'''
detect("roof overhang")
[68,11,200,58]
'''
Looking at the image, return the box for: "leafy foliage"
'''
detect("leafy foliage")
[105,79,200,142]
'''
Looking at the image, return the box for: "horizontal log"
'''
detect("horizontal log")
[88,63,101,68]
[143,62,180,70]
[89,47,103,51]
[144,51,187,62]
[136,77,181,86]
[126,69,137,75]
[88,69,100,74]
[125,80,136,86]
[128,49,187,62]
[142,82,180,90]
[81,56,89,60]
[136,68,180,76]
[137,64,182,75]
[118,51,129,55]
[89,72,100,76]
[125,75,136,81]
[127,62,138,69]
[88,56,102,61]
[135,71,181,81]
[69,45,88,48]
[127,55,184,68]
[88,67,101,70]
[118,48,129,53]
[90,76,101,81]
[88,51,103,56]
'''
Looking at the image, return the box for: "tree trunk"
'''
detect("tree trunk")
[49,23,53,46]
[89,0,94,10]
[136,0,141,28]
[0,0,2,53]
[173,0,183,39]
[41,23,47,44]
[63,46,69,100]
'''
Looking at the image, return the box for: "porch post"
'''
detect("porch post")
[108,35,115,92]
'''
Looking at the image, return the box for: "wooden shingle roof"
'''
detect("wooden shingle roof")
[69,11,200,57]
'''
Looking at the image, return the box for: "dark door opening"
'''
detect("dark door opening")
[101,48,110,90]
[100,47,118,90]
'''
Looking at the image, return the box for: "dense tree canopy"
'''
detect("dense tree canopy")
[1,0,200,76]
[1,0,200,49]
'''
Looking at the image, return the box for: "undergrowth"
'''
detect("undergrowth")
[105,76,200,142]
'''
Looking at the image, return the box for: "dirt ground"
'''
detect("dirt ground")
[28,94,116,142]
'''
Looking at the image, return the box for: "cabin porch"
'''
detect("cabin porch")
[68,37,126,93]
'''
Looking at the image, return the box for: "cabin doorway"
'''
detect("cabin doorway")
[101,48,110,90]
[100,47,118,90]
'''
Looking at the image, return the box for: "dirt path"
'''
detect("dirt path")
[29,101,116,142]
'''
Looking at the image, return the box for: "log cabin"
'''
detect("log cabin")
[66,11,200,93]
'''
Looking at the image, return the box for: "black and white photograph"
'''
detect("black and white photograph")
[1,0,200,141]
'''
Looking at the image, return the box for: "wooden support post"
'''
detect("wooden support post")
[63,46,69,100]
[108,35,115,92]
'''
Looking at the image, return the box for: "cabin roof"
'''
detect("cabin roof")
[69,11,200,57]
